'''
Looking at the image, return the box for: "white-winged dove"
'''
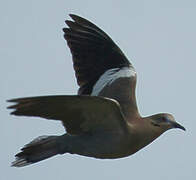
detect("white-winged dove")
[8,14,185,167]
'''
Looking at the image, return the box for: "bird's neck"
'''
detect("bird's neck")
[127,118,164,154]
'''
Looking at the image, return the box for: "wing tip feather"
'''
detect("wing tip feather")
[69,13,76,18]
[11,157,32,167]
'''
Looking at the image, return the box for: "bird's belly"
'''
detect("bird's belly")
[66,132,139,159]
[84,140,138,159]
[91,137,141,159]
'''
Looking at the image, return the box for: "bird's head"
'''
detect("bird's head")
[149,113,185,132]
[130,113,185,154]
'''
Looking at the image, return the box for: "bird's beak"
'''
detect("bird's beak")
[171,121,186,131]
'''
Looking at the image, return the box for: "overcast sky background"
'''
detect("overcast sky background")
[1,0,196,179]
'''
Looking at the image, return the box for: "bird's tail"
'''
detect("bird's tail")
[12,135,61,167]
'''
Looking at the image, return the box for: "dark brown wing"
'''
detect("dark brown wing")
[7,96,127,135]
[63,14,130,95]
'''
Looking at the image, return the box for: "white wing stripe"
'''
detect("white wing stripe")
[91,67,136,96]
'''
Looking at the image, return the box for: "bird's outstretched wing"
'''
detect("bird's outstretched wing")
[63,14,131,95]
[8,96,127,135]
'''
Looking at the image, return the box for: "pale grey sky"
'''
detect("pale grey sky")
[1,0,196,179]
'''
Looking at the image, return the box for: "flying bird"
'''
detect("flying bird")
[8,14,185,167]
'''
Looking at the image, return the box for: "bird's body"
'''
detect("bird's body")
[59,120,164,159]
[8,14,185,167]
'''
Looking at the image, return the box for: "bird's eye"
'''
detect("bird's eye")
[161,117,166,121]
[161,116,169,122]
